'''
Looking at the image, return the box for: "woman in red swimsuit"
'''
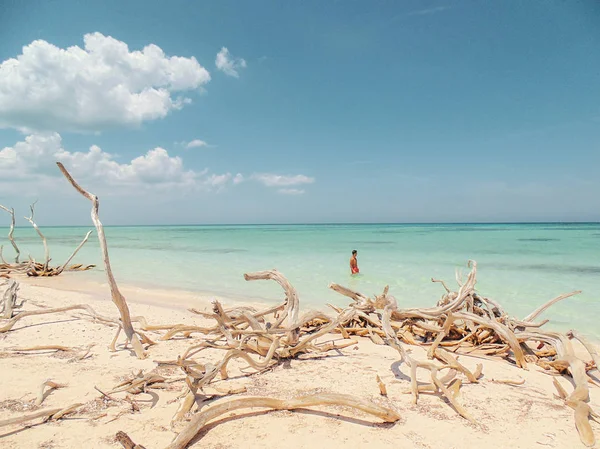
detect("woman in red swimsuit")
[350,249,359,274]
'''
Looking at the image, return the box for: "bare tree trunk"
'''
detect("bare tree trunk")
[56,162,145,359]
[0,205,20,263]
[24,202,49,271]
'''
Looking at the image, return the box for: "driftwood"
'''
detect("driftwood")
[24,202,49,272]
[0,403,82,428]
[163,393,401,449]
[490,377,525,386]
[158,270,359,424]
[116,431,147,449]
[0,303,117,333]
[0,204,20,263]
[57,230,94,275]
[35,379,66,406]
[243,270,301,344]
[567,330,600,372]
[57,162,147,359]
[329,260,598,447]
[376,375,388,396]
[1,279,21,319]
[0,202,94,278]
[10,345,73,353]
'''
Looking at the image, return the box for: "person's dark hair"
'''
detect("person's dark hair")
[352,250,357,255]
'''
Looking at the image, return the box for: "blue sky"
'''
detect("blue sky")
[0,0,599,225]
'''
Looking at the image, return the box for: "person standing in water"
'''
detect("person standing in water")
[350,249,359,274]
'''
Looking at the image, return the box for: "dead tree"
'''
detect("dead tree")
[56,162,148,359]
[0,204,20,263]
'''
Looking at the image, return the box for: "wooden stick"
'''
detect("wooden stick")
[0,408,64,428]
[10,345,73,353]
[523,291,582,323]
[0,304,116,333]
[57,230,93,274]
[116,431,147,449]
[328,283,373,308]
[56,162,145,359]
[490,378,525,386]
[49,403,83,420]
[35,380,65,406]
[0,403,81,428]
[431,278,451,293]
[376,375,387,396]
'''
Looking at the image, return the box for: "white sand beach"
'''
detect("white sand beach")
[1,275,597,449]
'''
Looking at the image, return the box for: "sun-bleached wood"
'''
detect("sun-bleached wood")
[164,393,401,449]
[24,202,50,271]
[0,204,20,263]
[56,162,146,359]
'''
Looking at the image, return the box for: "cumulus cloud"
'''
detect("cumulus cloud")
[0,133,233,192]
[0,33,211,132]
[278,188,305,195]
[215,47,247,78]
[251,173,315,187]
[186,139,209,149]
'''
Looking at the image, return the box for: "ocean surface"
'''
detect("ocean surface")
[1,223,599,339]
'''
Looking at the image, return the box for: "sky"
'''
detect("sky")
[0,0,599,225]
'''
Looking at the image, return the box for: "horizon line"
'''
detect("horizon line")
[2,221,600,228]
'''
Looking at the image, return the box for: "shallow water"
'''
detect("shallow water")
[2,223,599,338]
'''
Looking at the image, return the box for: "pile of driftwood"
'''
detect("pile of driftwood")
[328,262,599,447]
[0,161,598,448]
[0,202,95,278]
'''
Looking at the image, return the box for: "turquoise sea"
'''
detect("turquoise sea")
[1,223,599,338]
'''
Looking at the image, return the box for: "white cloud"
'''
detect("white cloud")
[186,139,209,149]
[215,47,247,78]
[0,133,233,192]
[204,173,232,190]
[0,33,211,132]
[251,173,315,187]
[233,173,244,185]
[278,188,305,195]
[408,6,451,16]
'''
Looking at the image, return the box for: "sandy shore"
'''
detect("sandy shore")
[0,274,598,449]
